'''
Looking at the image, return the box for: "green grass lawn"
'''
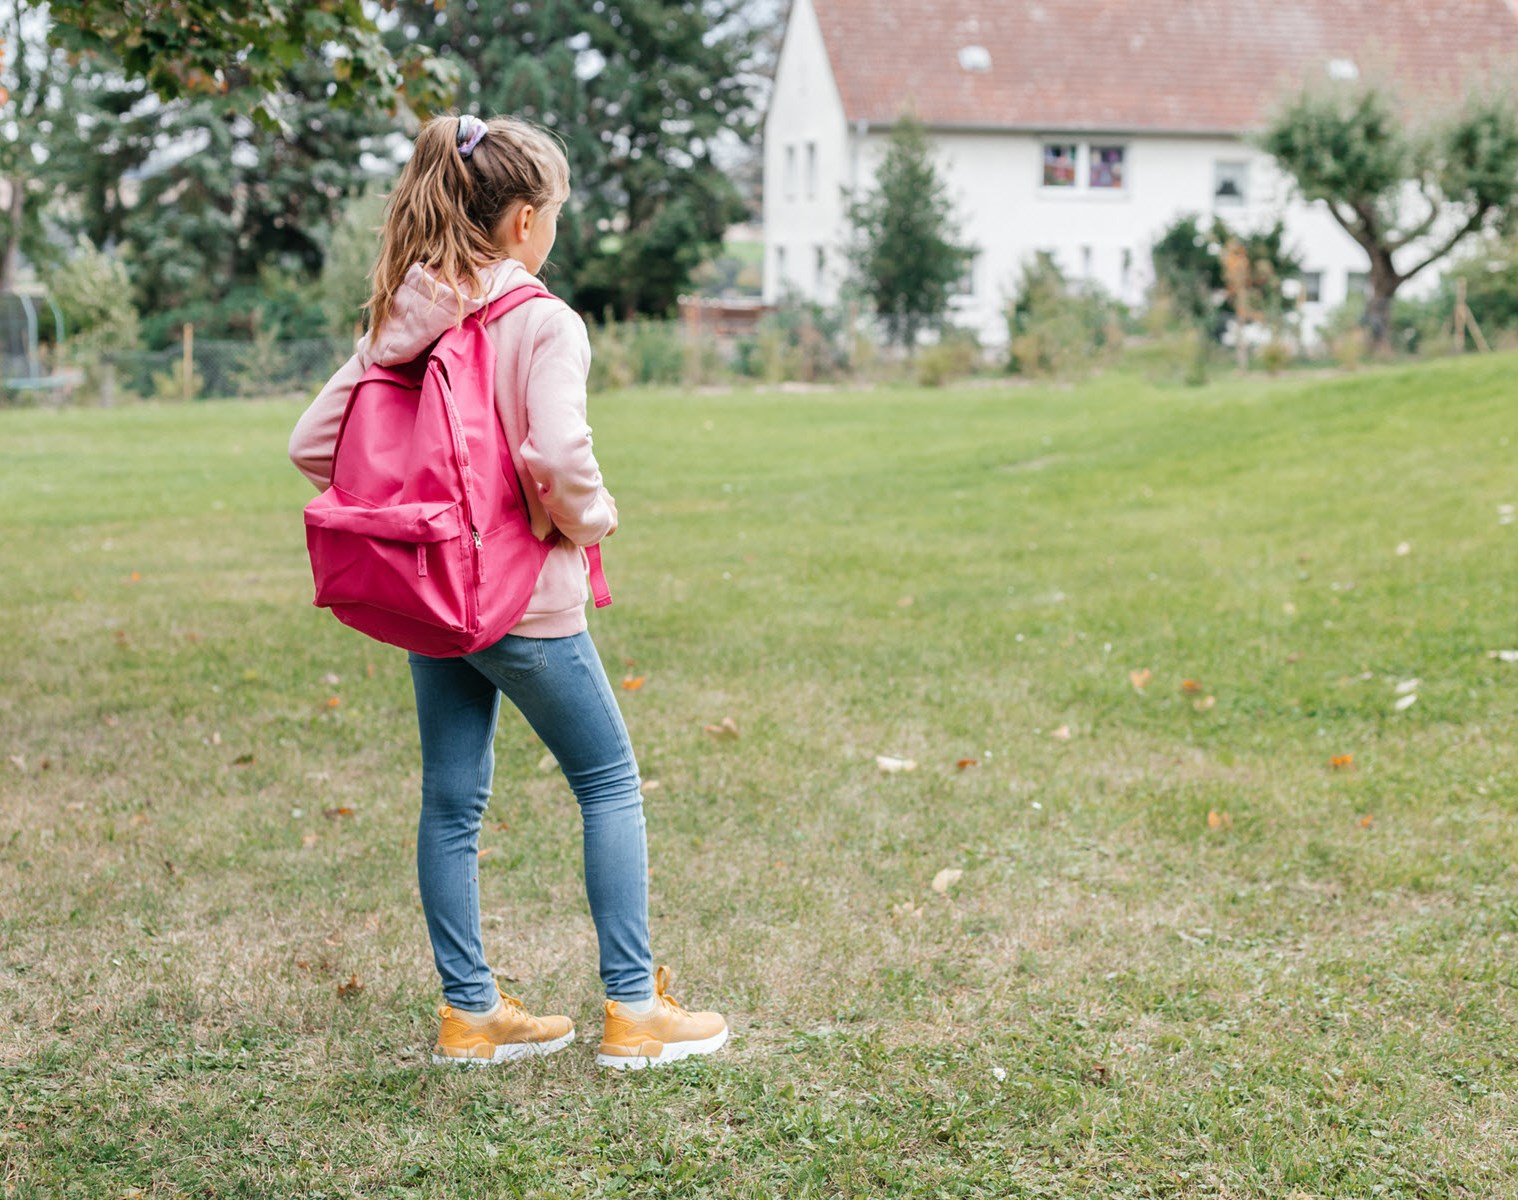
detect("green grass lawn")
[2,356,1516,1198]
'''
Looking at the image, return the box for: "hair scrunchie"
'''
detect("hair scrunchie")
[456,114,487,158]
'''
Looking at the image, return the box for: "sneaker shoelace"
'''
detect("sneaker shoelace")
[653,965,689,1014]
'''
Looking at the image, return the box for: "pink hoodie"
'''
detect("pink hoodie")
[289,259,617,639]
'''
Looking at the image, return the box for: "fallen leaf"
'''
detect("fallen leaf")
[477,847,495,859]
[493,820,509,831]
[931,867,963,893]
[102,715,120,727]
[210,731,221,746]
[326,696,341,708]
[621,675,647,691]
[336,973,364,999]
[1394,694,1418,712]
[232,753,255,766]
[128,571,141,583]
[622,657,638,667]
[301,832,319,849]
[1358,814,1374,829]
[322,806,355,820]
[1330,754,1355,770]
[1285,652,1301,664]
[184,630,202,643]
[365,662,376,678]
[891,900,923,920]
[1193,695,1216,711]
[1050,725,1072,741]
[537,752,558,772]
[321,672,341,686]
[7,754,23,771]
[956,757,980,769]
[1180,679,1203,693]
[897,595,915,608]
[1129,668,1152,691]
[1206,810,1232,830]
[703,716,740,740]
[1282,602,1297,616]
[876,754,917,773]
[642,779,661,792]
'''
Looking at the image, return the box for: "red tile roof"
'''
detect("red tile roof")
[809,0,1518,133]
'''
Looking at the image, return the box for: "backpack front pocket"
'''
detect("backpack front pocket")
[305,492,477,637]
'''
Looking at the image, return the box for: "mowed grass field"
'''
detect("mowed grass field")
[2,356,1516,1198]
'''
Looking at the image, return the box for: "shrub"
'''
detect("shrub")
[915,327,981,387]
[1006,252,1122,379]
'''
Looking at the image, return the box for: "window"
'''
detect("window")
[775,244,787,287]
[1080,245,1093,278]
[805,142,818,201]
[784,145,797,201]
[954,254,978,296]
[1300,271,1323,303]
[1347,270,1370,299]
[1214,161,1248,207]
[1043,144,1078,188]
[1089,146,1125,190]
[814,245,826,292]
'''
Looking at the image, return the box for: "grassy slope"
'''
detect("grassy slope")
[1,356,1515,1197]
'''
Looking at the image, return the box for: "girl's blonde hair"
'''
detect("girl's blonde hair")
[366,114,571,339]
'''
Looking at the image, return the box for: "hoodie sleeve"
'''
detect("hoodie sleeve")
[288,351,365,490]
[517,307,617,547]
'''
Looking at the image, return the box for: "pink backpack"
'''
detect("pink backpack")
[304,284,610,656]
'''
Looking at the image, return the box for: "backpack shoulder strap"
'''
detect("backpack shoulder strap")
[481,284,556,327]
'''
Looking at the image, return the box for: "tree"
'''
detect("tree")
[846,114,974,352]
[46,54,396,345]
[1150,214,1301,341]
[1261,79,1518,350]
[45,0,456,125]
[0,4,87,289]
[393,0,756,317]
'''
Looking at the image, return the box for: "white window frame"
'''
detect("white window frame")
[1040,140,1129,198]
[1214,160,1249,208]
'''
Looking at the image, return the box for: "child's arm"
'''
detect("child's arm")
[518,308,618,547]
[289,352,365,490]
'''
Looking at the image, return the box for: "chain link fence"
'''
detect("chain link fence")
[95,337,352,404]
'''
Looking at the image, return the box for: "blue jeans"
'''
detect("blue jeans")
[408,631,653,1010]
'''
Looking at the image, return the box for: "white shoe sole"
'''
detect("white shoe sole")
[595,1026,729,1071]
[431,1029,575,1067]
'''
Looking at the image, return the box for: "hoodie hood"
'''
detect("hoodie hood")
[361,258,545,367]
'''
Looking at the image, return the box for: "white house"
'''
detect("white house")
[763,0,1518,343]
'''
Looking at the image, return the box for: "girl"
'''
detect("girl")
[289,113,727,1070]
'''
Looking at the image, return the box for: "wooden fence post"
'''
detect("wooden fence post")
[182,322,194,402]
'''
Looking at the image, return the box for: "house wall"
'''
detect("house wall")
[761,0,851,305]
[844,129,1410,345]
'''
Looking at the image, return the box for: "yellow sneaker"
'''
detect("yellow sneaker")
[431,986,575,1066]
[595,965,729,1070]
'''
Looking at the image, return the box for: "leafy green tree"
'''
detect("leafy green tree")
[1150,214,1301,339]
[0,5,88,289]
[48,55,394,346]
[1261,79,1518,349]
[846,115,974,352]
[46,0,456,124]
[393,0,756,316]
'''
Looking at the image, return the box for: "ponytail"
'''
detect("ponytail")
[366,114,572,340]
